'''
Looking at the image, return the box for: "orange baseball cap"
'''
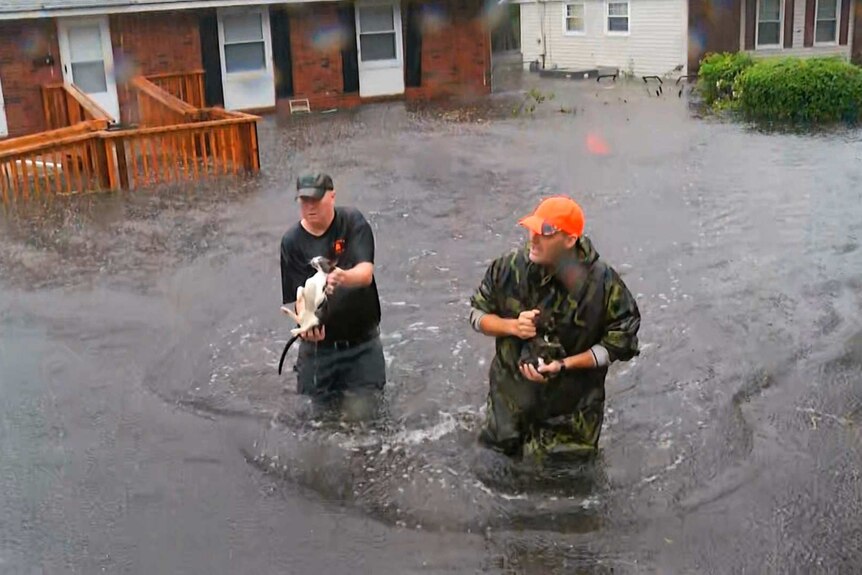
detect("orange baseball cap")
[518,196,585,237]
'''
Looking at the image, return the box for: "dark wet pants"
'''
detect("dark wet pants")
[294,331,386,415]
[478,384,604,460]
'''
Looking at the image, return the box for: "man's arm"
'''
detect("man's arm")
[280,239,296,305]
[469,255,538,340]
[327,211,376,292]
[329,262,374,290]
[472,309,541,340]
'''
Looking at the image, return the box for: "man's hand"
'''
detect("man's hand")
[520,359,564,383]
[300,325,326,342]
[519,361,546,382]
[326,263,374,295]
[512,309,540,340]
[326,267,346,295]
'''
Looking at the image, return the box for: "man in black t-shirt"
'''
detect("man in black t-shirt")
[280,172,386,407]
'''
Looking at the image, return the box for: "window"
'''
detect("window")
[607,1,629,33]
[223,13,266,73]
[68,25,108,92]
[565,3,585,34]
[358,5,397,62]
[756,0,781,47]
[815,0,839,44]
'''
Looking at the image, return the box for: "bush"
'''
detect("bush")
[733,57,862,124]
[697,52,755,105]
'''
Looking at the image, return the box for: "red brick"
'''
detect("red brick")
[285,0,490,109]
[687,0,742,73]
[0,20,63,138]
[416,0,491,97]
[110,12,202,123]
[287,4,346,102]
[1,1,490,136]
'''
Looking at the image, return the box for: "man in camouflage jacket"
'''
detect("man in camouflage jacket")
[469,196,640,459]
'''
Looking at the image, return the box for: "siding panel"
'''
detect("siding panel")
[520,0,687,76]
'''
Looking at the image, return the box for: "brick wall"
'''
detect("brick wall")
[0,20,64,138]
[285,0,490,110]
[687,0,742,73]
[0,13,201,137]
[110,11,202,123]
[414,0,491,99]
[287,4,348,109]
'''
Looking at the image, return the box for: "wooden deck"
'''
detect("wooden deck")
[1,71,258,203]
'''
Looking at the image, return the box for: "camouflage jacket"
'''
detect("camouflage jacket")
[470,235,640,420]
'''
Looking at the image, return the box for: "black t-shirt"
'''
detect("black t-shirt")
[280,206,381,342]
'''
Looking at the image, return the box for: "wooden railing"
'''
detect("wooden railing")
[0,120,106,153]
[41,83,115,130]
[4,72,260,203]
[131,76,200,127]
[0,123,113,201]
[145,70,205,109]
[104,112,259,190]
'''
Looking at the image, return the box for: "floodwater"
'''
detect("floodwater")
[2,73,862,573]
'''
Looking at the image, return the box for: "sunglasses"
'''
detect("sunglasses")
[538,221,562,236]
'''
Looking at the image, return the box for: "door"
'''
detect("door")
[339,5,360,94]
[0,74,8,137]
[217,8,276,111]
[269,7,294,99]
[355,1,405,97]
[404,2,422,88]
[199,12,225,107]
[57,17,120,120]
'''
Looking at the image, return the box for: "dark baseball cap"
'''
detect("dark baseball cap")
[296,172,334,199]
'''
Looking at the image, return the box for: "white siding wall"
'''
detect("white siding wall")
[520,1,543,65]
[792,0,806,47]
[518,0,688,77]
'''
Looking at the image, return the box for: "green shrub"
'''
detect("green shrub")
[697,52,755,105]
[733,57,862,124]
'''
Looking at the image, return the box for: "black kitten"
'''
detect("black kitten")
[518,311,566,377]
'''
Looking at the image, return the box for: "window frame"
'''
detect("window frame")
[217,8,272,76]
[606,0,630,36]
[356,1,401,66]
[814,0,840,46]
[563,2,586,36]
[755,0,783,49]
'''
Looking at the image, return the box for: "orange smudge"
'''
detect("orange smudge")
[586,133,610,155]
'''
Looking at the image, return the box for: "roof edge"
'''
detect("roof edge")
[0,0,324,20]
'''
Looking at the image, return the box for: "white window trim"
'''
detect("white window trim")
[605,0,630,36]
[217,7,274,79]
[0,73,8,138]
[813,0,840,46]
[355,0,404,71]
[562,2,586,36]
[755,0,783,49]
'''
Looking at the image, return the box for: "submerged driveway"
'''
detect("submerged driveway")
[1,77,861,573]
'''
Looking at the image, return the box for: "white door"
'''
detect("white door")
[0,74,8,137]
[217,8,276,111]
[57,17,120,120]
[355,1,405,97]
